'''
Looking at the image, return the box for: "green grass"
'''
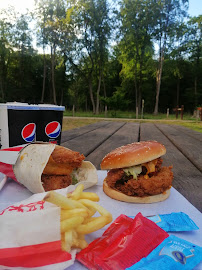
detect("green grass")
[63,110,202,133]
[62,118,103,131]
[64,110,198,121]
[158,121,202,133]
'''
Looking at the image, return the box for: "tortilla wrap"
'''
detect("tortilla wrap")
[13,143,98,193]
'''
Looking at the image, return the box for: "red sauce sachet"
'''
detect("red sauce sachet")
[76,214,133,270]
[77,212,169,270]
[95,212,169,270]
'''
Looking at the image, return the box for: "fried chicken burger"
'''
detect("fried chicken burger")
[100,141,173,203]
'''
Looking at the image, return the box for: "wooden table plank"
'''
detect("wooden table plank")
[156,124,202,172]
[61,121,201,212]
[86,122,140,169]
[140,123,202,211]
[61,121,125,156]
[61,121,110,143]
[167,124,202,142]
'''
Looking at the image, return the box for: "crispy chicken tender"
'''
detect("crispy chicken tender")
[42,174,72,191]
[106,158,173,197]
[116,167,173,196]
[41,145,85,191]
[43,145,85,175]
[50,145,85,166]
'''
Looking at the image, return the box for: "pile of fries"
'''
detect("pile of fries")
[44,184,112,252]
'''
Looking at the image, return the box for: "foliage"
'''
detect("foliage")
[0,0,201,117]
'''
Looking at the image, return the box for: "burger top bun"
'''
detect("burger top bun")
[100,141,166,170]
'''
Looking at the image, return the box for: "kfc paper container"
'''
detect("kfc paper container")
[0,187,77,270]
[0,143,98,193]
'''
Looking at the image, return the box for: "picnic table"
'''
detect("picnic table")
[0,120,201,270]
[61,120,202,212]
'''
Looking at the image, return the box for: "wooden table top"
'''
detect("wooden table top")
[61,121,202,212]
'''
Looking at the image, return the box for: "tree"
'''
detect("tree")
[0,8,15,101]
[186,15,202,107]
[118,0,155,114]
[35,0,67,104]
[66,0,111,114]
[35,0,49,103]
[12,13,34,90]
[153,0,188,115]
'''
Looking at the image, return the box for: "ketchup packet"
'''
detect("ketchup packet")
[77,212,169,270]
[126,235,202,270]
[77,214,133,270]
[146,212,199,232]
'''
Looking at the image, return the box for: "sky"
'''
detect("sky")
[0,0,201,53]
[0,0,201,17]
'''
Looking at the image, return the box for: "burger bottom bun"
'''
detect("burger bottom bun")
[103,178,171,204]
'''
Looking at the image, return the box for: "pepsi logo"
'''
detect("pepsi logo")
[21,123,36,143]
[45,121,61,139]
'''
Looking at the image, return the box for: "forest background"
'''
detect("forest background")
[0,0,201,117]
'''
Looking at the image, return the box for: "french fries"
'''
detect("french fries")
[44,184,112,252]
[44,191,75,209]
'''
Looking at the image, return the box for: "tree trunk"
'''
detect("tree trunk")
[96,70,102,114]
[134,45,140,117]
[41,53,46,103]
[154,3,171,115]
[102,73,106,98]
[138,53,144,111]
[134,77,138,119]
[194,42,200,107]
[154,38,164,115]
[85,97,88,111]
[60,53,67,106]
[0,80,4,100]
[177,77,180,106]
[154,65,162,115]
[51,44,57,105]
[60,88,63,105]
[0,56,5,100]
[89,76,95,114]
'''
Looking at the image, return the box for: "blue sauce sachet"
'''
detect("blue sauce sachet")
[126,235,202,270]
[129,212,199,232]
[147,212,199,232]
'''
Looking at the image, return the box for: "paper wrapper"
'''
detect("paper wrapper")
[0,143,98,193]
[0,186,79,270]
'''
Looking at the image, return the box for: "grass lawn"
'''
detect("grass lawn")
[62,111,202,133]
[62,118,103,131]
[64,109,200,121]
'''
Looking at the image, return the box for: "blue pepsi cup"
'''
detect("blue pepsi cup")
[0,103,39,149]
[36,105,65,145]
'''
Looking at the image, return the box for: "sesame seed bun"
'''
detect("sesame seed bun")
[100,141,166,170]
[103,178,171,203]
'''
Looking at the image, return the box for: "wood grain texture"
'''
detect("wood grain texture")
[140,123,202,211]
[171,125,202,142]
[61,121,110,142]
[61,121,125,156]
[86,122,140,169]
[156,124,202,172]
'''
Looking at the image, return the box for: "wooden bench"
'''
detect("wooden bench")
[173,105,184,120]
[197,107,202,121]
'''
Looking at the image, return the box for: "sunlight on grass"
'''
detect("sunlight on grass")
[62,118,103,131]
[62,114,202,133]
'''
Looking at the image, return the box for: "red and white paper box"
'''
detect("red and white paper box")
[0,145,24,182]
[0,143,98,193]
[0,187,77,269]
